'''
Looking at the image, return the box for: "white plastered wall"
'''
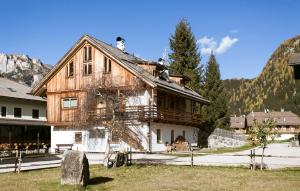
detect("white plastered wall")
[150,122,198,152]
[50,126,109,153]
[0,97,46,121]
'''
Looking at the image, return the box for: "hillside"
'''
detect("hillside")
[0,53,51,87]
[224,35,300,115]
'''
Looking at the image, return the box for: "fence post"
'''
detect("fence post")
[14,149,18,173]
[191,148,194,167]
[37,132,40,154]
[250,149,253,170]
[253,149,256,170]
[129,147,132,165]
[17,151,22,173]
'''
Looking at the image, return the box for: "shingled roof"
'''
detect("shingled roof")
[31,34,209,103]
[246,111,300,126]
[0,78,45,102]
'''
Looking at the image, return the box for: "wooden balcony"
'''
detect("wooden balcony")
[89,106,202,127]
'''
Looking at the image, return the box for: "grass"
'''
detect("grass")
[161,152,207,157]
[200,144,255,154]
[0,165,300,191]
[162,144,255,157]
[273,138,293,143]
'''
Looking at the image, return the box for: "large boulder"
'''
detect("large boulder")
[61,150,90,186]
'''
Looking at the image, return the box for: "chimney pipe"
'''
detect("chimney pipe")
[116,36,125,52]
[158,58,165,65]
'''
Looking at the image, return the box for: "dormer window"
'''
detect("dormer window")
[66,61,74,77]
[104,56,112,73]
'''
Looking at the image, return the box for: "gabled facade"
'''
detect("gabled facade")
[32,35,209,152]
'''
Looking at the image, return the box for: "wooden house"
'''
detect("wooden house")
[31,35,209,152]
[246,111,300,140]
[230,115,246,134]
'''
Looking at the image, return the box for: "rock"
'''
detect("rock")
[254,162,268,170]
[61,150,90,186]
[0,53,52,86]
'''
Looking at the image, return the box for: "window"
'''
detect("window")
[182,130,185,139]
[171,130,174,144]
[74,132,82,144]
[66,61,74,77]
[83,62,92,75]
[157,129,161,143]
[1,106,6,117]
[89,129,105,139]
[111,130,119,142]
[14,108,22,118]
[104,56,112,73]
[32,109,39,119]
[83,46,92,75]
[62,98,78,109]
[83,46,92,62]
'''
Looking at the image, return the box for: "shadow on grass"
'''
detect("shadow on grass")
[89,176,113,185]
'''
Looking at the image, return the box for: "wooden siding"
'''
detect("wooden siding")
[46,42,138,124]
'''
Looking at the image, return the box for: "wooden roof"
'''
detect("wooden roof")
[246,111,300,126]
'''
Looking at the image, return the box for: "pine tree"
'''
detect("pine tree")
[202,53,229,130]
[169,19,203,91]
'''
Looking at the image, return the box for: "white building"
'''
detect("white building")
[0,78,50,147]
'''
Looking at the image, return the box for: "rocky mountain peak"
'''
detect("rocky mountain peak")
[0,53,52,87]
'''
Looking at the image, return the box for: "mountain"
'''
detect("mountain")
[0,53,52,87]
[224,35,300,115]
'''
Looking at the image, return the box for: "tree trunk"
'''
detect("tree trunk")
[260,147,265,171]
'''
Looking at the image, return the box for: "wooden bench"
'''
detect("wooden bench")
[55,144,73,153]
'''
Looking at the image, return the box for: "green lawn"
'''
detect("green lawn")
[163,144,255,157]
[1,165,300,191]
[200,144,255,154]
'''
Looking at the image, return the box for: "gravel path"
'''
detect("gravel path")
[1,143,299,173]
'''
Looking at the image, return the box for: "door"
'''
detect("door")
[171,130,174,144]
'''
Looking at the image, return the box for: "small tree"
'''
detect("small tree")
[248,119,277,170]
[71,74,146,167]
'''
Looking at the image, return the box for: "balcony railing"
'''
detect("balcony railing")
[88,105,202,127]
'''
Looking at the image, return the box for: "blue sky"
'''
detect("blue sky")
[0,0,300,79]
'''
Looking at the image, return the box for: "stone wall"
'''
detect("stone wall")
[208,128,247,148]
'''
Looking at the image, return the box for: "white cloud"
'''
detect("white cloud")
[216,36,238,54]
[197,36,217,55]
[197,35,238,55]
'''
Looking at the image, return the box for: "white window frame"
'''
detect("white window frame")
[62,98,78,109]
